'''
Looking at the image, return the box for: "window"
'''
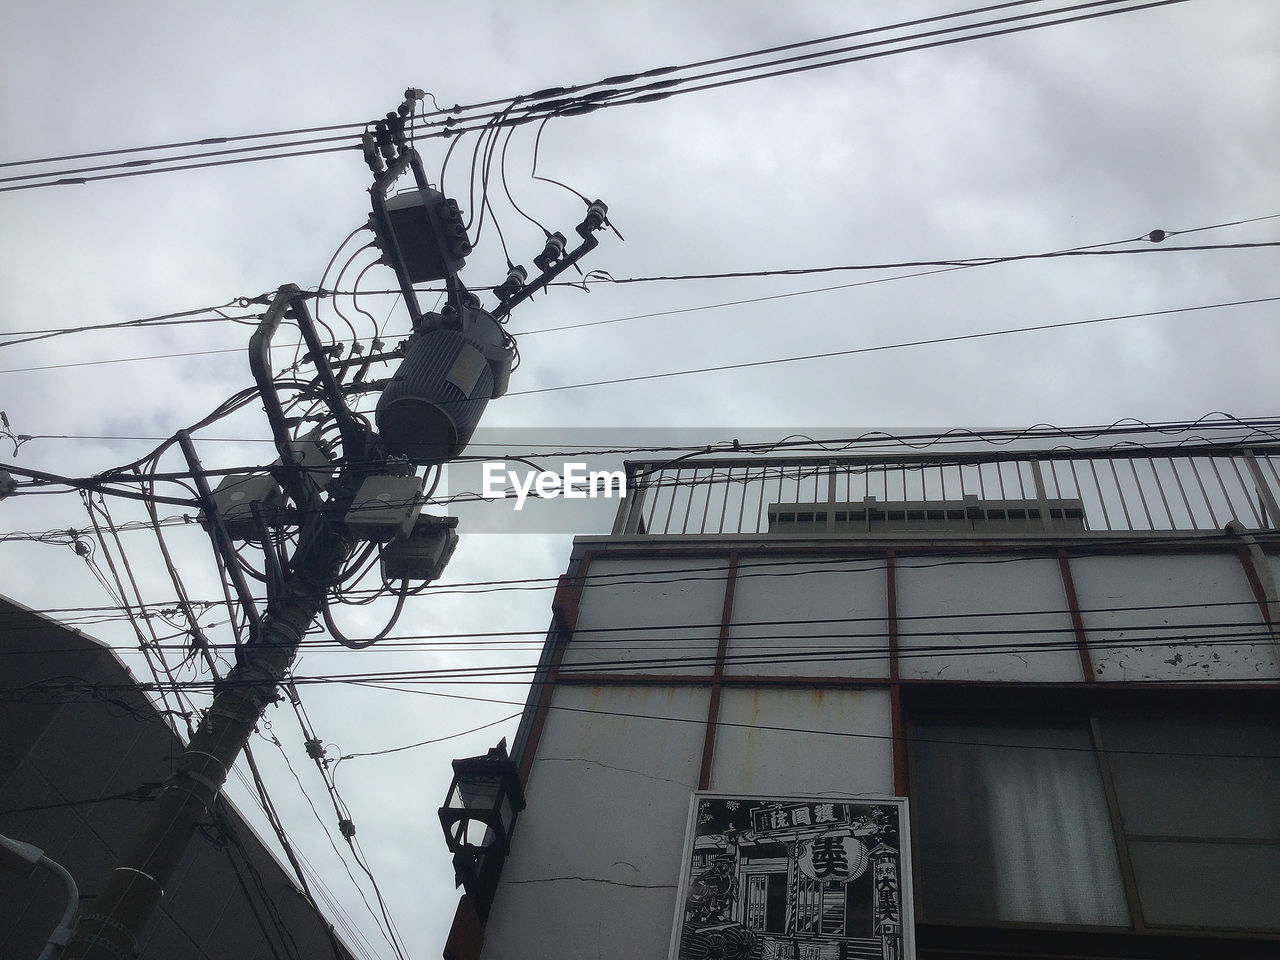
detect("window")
[911,716,1130,926]
[1099,713,1280,931]
[911,706,1280,935]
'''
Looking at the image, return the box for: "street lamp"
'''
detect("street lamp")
[437,739,526,919]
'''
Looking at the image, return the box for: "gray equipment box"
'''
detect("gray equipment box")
[344,473,424,541]
[200,473,283,541]
[381,514,459,582]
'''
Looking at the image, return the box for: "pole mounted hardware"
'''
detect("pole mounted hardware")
[489,200,611,320]
[65,281,456,960]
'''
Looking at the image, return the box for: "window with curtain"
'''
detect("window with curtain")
[911,716,1129,926]
[911,708,1280,934]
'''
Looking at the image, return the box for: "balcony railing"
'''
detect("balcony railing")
[608,444,1280,537]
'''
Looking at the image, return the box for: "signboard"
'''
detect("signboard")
[668,793,914,960]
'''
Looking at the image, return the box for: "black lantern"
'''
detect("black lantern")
[437,739,526,919]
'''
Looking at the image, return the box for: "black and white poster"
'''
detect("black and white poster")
[668,794,914,960]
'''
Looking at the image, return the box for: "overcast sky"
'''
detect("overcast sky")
[3,1,1279,957]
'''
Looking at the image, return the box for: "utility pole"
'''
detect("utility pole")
[62,90,610,958]
[64,286,385,960]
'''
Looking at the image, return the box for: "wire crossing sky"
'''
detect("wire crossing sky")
[3,2,1278,958]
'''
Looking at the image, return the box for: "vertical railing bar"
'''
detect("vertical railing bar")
[737,467,750,535]
[1087,458,1113,530]
[1014,460,1028,500]
[1067,459,1091,530]
[1065,458,1081,499]
[825,461,837,534]
[663,468,681,534]
[1190,458,1220,529]
[996,461,1008,500]
[653,468,669,533]
[940,462,948,501]
[1245,451,1280,529]
[697,468,711,535]
[1127,458,1155,530]
[680,468,698,534]
[755,466,767,534]
[1104,458,1133,530]
[1048,458,1071,500]
[717,467,733,534]
[1149,457,1176,530]
[977,462,988,501]
[612,465,635,535]
[644,466,662,534]
[1264,453,1280,497]
[630,465,653,535]
[1168,457,1199,531]
[1206,456,1238,525]
[1226,455,1264,527]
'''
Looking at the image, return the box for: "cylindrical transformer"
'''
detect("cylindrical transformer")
[376,306,513,464]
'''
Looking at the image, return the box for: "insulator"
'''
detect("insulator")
[362,133,384,175]
[400,88,425,117]
[577,199,608,237]
[386,111,406,147]
[493,264,527,302]
[533,231,567,271]
[374,120,396,162]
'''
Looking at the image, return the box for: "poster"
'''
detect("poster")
[668,794,914,960]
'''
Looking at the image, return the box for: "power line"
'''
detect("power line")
[0,3,1092,178]
[5,626,1274,697]
[10,414,1275,503]
[0,302,264,351]
[569,241,1280,287]
[5,509,1279,627]
[0,1,1190,193]
[3,223,1273,373]
[507,295,1280,396]
[5,413,1278,459]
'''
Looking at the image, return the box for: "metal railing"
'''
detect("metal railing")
[609,444,1280,537]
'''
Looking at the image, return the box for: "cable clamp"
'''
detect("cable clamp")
[70,930,136,960]
[183,749,229,773]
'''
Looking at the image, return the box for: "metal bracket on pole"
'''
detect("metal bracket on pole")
[178,431,262,641]
[250,285,370,510]
[490,230,600,320]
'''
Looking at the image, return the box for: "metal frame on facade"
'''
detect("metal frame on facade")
[488,442,1280,959]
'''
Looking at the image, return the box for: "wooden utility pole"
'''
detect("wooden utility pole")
[64,579,339,959]
[65,287,369,960]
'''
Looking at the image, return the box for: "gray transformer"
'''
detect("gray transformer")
[376,305,514,465]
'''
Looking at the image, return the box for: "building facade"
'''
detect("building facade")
[447,442,1280,959]
[0,597,357,960]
